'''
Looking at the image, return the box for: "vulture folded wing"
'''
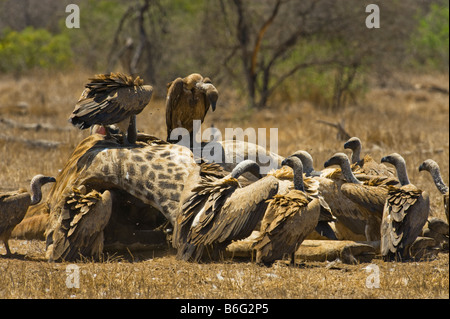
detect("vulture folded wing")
[381,186,429,257]
[340,183,388,215]
[205,176,279,244]
[50,189,112,261]
[174,176,240,260]
[0,191,31,237]
[254,191,320,263]
[165,78,185,136]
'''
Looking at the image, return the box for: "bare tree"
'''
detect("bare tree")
[106,0,168,87]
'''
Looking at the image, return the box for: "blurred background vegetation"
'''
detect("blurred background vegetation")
[0,0,448,109]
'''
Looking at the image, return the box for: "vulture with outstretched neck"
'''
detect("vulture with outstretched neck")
[253,156,321,265]
[381,153,430,261]
[69,72,153,144]
[344,137,395,177]
[419,159,449,223]
[1,175,55,256]
[323,153,397,241]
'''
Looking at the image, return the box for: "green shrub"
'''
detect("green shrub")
[411,2,449,70]
[0,26,72,73]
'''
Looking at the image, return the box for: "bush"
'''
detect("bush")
[411,2,449,70]
[0,26,72,73]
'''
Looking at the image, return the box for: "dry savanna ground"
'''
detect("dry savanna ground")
[0,70,449,299]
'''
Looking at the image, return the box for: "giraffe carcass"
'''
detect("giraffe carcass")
[17,134,199,261]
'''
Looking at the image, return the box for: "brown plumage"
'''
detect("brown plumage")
[266,158,337,240]
[344,137,396,177]
[419,159,449,223]
[381,153,430,260]
[322,153,398,241]
[0,175,55,256]
[69,72,153,144]
[166,73,218,142]
[253,156,321,264]
[174,160,278,262]
[46,187,113,262]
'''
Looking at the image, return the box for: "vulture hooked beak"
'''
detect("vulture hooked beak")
[198,81,219,112]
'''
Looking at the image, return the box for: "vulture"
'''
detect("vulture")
[266,153,337,240]
[69,72,153,144]
[290,150,323,177]
[173,160,278,262]
[46,186,113,262]
[253,156,321,265]
[323,153,398,241]
[344,137,396,177]
[380,153,430,261]
[165,73,219,143]
[419,159,449,223]
[1,175,55,256]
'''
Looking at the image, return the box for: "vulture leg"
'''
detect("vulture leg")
[2,240,12,257]
[127,115,137,145]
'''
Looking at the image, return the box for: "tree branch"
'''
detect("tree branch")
[250,0,282,77]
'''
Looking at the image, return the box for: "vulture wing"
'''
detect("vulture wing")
[49,188,112,261]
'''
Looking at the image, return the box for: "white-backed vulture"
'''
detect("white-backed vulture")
[380,153,430,260]
[174,160,278,262]
[293,151,367,240]
[166,73,219,143]
[46,187,113,262]
[290,150,324,177]
[69,72,153,144]
[323,153,398,241]
[253,156,320,264]
[344,137,396,177]
[419,159,449,223]
[266,155,337,240]
[1,175,55,256]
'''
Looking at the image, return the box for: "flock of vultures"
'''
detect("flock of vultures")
[1,72,448,265]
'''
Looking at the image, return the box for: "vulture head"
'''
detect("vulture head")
[344,137,362,164]
[381,153,410,186]
[281,156,305,191]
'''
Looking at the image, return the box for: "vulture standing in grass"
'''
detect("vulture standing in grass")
[419,159,449,223]
[253,156,320,265]
[380,153,430,260]
[46,186,113,262]
[297,151,370,240]
[174,160,278,262]
[165,73,219,143]
[69,72,153,144]
[0,175,55,256]
[344,137,395,177]
[323,153,398,241]
[266,153,337,240]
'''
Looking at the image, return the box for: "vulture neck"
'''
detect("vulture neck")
[429,165,449,194]
[30,179,44,205]
[301,157,315,177]
[340,159,363,184]
[351,146,361,164]
[292,163,305,192]
[230,160,260,180]
[393,160,411,186]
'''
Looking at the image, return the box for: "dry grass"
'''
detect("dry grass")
[0,70,448,299]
